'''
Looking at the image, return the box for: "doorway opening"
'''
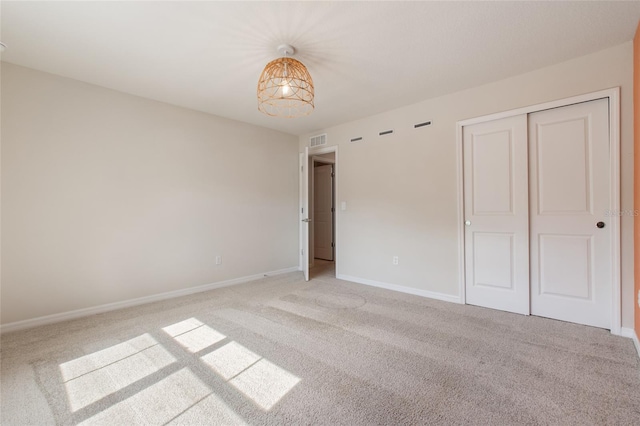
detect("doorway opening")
[299,145,338,282]
[309,153,335,279]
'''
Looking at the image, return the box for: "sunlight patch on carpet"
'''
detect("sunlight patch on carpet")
[63,343,175,412]
[201,341,261,380]
[200,340,300,410]
[78,368,243,425]
[162,318,204,337]
[59,333,158,381]
[163,318,226,353]
[229,359,301,410]
[60,317,299,420]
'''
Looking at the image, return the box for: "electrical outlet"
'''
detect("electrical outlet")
[392,256,399,266]
[215,256,222,265]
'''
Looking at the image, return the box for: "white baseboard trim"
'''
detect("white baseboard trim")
[620,327,640,358]
[336,274,461,304]
[0,266,299,334]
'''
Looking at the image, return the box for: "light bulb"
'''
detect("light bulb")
[282,80,290,95]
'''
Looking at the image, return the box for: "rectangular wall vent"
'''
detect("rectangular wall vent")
[309,133,327,147]
[350,137,363,142]
[379,130,394,136]
[414,121,432,128]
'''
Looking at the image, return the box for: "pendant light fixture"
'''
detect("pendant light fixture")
[257,44,314,118]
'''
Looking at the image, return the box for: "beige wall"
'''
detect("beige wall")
[1,63,299,325]
[301,42,635,328]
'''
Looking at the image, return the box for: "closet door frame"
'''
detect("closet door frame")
[455,87,621,335]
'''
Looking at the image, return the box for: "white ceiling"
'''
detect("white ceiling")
[2,1,640,136]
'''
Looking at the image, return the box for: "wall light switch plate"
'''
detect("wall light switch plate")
[341,201,347,211]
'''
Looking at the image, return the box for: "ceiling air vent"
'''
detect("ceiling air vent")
[309,133,327,148]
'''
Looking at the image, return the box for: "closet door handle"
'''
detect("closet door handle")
[596,221,605,229]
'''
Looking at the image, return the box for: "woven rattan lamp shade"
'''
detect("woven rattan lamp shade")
[257,56,314,118]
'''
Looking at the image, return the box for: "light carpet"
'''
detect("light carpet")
[1,261,639,425]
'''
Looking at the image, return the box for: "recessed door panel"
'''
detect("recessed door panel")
[473,233,514,290]
[536,117,591,215]
[472,131,514,215]
[538,234,593,300]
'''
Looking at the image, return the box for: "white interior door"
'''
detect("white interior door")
[314,164,334,261]
[301,147,310,281]
[463,115,530,315]
[529,98,611,329]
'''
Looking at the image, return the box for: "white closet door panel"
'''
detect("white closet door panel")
[529,98,611,329]
[463,115,529,315]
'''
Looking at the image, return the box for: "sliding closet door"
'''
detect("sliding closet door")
[463,115,530,315]
[529,98,611,329]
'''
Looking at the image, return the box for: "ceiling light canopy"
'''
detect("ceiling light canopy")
[257,44,314,118]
